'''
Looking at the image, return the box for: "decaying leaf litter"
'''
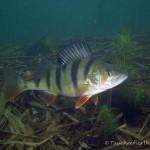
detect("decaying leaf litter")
[0,33,150,150]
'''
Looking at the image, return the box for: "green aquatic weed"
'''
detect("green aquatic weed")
[134,85,144,103]
[111,29,138,75]
[133,84,147,108]
[117,29,133,49]
[97,105,118,137]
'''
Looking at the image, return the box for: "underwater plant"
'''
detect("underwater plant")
[134,85,144,103]
[111,29,138,76]
[133,84,150,107]
[97,105,118,137]
[117,29,133,49]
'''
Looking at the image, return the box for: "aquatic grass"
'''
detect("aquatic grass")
[117,29,133,49]
[111,29,139,75]
[97,105,118,137]
[134,85,144,103]
[110,30,150,109]
[133,84,150,108]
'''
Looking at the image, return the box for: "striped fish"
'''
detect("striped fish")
[3,41,128,108]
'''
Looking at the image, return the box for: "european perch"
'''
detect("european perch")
[3,41,128,109]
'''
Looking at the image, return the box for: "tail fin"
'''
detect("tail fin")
[2,68,25,100]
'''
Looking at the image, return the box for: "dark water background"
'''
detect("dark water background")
[0,0,150,44]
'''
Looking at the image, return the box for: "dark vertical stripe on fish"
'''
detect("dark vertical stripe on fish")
[34,78,41,88]
[62,64,67,72]
[46,71,50,90]
[71,60,81,88]
[56,67,62,92]
[84,59,95,79]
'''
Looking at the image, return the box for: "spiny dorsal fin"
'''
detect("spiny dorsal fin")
[57,41,92,65]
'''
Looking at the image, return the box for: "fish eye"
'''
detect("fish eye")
[107,70,112,76]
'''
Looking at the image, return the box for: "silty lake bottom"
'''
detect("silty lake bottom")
[0,31,150,149]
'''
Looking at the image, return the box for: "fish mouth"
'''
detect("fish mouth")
[120,72,128,81]
[113,73,128,86]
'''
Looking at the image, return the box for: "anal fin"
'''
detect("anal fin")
[91,95,98,105]
[75,95,91,109]
[38,91,57,106]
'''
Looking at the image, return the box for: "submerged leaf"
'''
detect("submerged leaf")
[4,109,33,135]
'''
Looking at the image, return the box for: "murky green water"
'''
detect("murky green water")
[0,0,150,44]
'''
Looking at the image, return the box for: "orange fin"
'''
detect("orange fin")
[75,95,91,109]
[91,95,98,105]
[38,91,57,106]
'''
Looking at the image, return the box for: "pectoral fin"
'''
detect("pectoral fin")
[91,95,98,105]
[75,95,91,109]
[38,91,57,106]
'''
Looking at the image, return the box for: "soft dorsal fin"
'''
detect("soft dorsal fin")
[57,41,92,65]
